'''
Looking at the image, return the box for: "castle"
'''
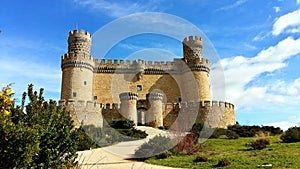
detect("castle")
[59,29,236,130]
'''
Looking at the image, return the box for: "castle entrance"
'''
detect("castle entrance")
[137,100,148,126]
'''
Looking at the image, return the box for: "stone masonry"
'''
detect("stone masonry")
[59,29,236,129]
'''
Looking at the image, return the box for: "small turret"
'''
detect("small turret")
[68,29,92,57]
[183,36,202,65]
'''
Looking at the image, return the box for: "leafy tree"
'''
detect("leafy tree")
[0,84,79,168]
[281,126,300,143]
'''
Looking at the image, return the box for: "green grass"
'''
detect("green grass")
[145,136,300,169]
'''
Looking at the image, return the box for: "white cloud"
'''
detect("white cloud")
[274,6,280,13]
[215,0,248,11]
[211,37,300,109]
[265,116,300,131]
[297,0,300,4]
[73,0,163,18]
[272,8,300,36]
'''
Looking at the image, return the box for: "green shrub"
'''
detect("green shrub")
[246,139,270,150]
[216,159,231,167]
[228,125,282,137]
[155,150,173,159]
[193,156,208,162]
[109,119,135,129]
[226,130,239,139]
[76,127,96,151]
[0,84,79,168]
[134,135,174,158]
[280,127,300,143]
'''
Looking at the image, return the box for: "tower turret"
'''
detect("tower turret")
[183,36,202,64]
[181,36,211,101]
[119,92,138,125]
[61,29,95,101]
[146,92,164,127]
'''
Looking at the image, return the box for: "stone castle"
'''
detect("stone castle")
[59,29,236,130]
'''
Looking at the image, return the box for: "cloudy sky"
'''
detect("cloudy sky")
[0,0,300,130]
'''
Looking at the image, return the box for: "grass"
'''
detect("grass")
[145,136,300,168]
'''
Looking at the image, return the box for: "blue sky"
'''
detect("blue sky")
[1,0,300,130]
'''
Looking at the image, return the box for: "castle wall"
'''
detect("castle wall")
[93,72,181,103]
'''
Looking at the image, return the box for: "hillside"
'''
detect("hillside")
[146,136,300,169]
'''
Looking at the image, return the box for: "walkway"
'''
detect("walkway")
[76,126,183,169]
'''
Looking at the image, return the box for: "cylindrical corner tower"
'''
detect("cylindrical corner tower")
[61,29,95,101]
[119,92,138,125]
[182,36,211,101]
[146,92,164,127]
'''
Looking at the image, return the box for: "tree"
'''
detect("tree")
[0,84,79,168]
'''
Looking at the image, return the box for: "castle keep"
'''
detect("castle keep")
[59,29,236,129]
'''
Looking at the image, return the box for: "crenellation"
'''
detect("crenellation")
[112,103,119,109]
[204,100,211,107]
[107,59,112,65]
[219,101,225,108]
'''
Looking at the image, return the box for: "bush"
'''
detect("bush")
[0,84,79,168]
[228,125,283,137]
[76,127,96,151]
[280,127,300,143]
[193,156,208,162]
[109,119,135,129]
[216,159,231,167]
[134,135,174,158]
[246,139,270,150]
[226,130,239,139]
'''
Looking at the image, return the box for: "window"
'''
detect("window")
[73,92,77,98]
[137,85,142,91]
[178,97,182,102]
[84,81,87,85]
[94,96,97,100]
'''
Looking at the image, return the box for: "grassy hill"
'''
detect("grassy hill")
[145,136,300,169]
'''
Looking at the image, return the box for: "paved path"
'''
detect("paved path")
[76,126,183,169]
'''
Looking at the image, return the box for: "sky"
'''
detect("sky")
[0,0,300,130]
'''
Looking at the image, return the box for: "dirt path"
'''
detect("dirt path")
[76,126,183,169]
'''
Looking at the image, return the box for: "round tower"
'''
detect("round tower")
[119,92,138,125]
[61,29,95,101]
[182,36,211,101]
[146,92,164,127]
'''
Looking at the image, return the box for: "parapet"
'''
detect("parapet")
[147,92,164,101]
[119,92,138,100]
[59,99,103,112]
[68,29,92,39]
[94,57,210,74]
[183,35,202,47]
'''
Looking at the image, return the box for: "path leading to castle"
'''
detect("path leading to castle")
[76,126,183,169]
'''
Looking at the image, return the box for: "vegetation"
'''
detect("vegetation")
[134,135,174,158]
[145,135,300,168]
[76,119,148,150]
[228,125,283,137]
[245,139,270,150]
[280,126,300,143]
[0,84,78,168]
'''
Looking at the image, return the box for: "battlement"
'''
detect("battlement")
[119,92,138,100]
[93,57,210,73]
[183,35,202,47]
[68,29,91,39]
[61,53,96,62]
[173,100,234,109]
[59,99,103,112]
